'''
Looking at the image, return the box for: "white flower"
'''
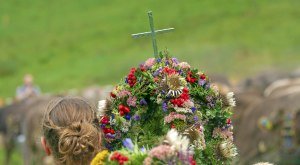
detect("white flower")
[97,100,107,117]
[121,127,129,132]
[156,94,163,104]
[121,121,131,133]
[166,129,190,151]
[174,107,193,114]
[226,92,236,107]
[219,140,238,158]
[182,100,194,108]
[211,84,219,95]
[178,62,190,69]
[110,118,116,125]
[253,162,273,165]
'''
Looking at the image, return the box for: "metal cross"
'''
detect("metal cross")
[131,11,174,58]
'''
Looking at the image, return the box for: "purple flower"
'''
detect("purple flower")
[125,78,128,83]
[153,67,162,77]
[178,69,183,75]
[105,143,114,151]
[162,102,168,112]
[100,124,106,129]
[198,79,206,86]
[193,116,199,122]
[205,83,210,89]
[156,58,161,63]
[172,58,179,64]
[140,147,146,153]
[122,138,134,151]
[140,98,147,106]
[133,114,141,121]
[191,107,196,113]
[165,60,170,65]
[105,133,116,139]
[125,114,131,120]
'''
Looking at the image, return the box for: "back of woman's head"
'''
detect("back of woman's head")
[42,97,101,165]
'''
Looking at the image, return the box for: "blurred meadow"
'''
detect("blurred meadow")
[1,0,300,98]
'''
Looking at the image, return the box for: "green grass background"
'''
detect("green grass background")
[0,0,300,98]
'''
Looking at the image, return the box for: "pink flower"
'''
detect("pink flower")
[183,100,194,108]
[178,62,190,69]
[144,58,156,68]
[148,145,174,160]
[117,90,131,98]
[127,96,137,107]
[164,112,186,123]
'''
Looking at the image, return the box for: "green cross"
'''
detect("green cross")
[132,11,174,58]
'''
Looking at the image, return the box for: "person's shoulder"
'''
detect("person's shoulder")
[16,85,25,91]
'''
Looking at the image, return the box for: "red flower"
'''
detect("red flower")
[140,66,146,72]
[189,156,196,165]
[101,116,110,124]
[103,128,115,134]
[127,68,137,87]
[200,73,206,80]
[110,92,116,98]
[118,104,130,116]
[183,87,189,93]
[110,152,129,165]
[170,89,190,107]
[163,67,176,75]
[186,71,197,83]
[171,123,176,129]
[226,118,232,125]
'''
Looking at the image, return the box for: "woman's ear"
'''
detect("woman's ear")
[41,136,51,156]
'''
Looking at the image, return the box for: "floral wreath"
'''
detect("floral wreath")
[96,51,237,164]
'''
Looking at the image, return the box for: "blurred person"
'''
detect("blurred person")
[16,74,41,101]
[41,97,102,165]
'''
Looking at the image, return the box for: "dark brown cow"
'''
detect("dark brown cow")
[235,92,300,164]
[0,96,57,165]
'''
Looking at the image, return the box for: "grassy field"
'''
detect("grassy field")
[1,0,300,98]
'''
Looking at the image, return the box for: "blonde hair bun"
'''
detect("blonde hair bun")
[58,121,99,161]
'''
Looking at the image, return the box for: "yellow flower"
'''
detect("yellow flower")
[91,150,109,165]
[164,74,186,97]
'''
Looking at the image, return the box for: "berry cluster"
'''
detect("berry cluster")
[127,68,137,87]
[110,152,129,165]
[118,104,130,116]
[163,67,177,75]
[200,73,206,80]
[170,88,189,107]
[101,116,115,135]
[186,71,197,83]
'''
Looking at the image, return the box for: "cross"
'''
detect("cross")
[131,11,174,58]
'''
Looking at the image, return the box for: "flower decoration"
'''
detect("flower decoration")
[219,140,238,159]
[98,52,237,164]
[110,152,129,165]
[91,150,109,165]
